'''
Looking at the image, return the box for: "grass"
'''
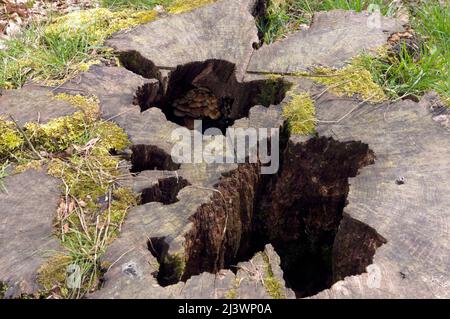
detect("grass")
[258,1,448,104]
[0,8,156,89]
[0,0,218,90]
[355,1,449,103]
[258,0,399,44]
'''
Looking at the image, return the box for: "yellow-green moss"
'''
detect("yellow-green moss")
[108,188,138,237]
[36,254,73,297]
[0,282,9,298]
[53,93,100,118]
[14,160,45,174]
[25,112,91,154]
[441,95,450,108]
[0,118,24,160]
[46,123,130,201]
[225,278,240,299]
[304,62,387,103]
[261,252,286,299]
[168,0,216,14]
[257,75,292,107]
[282,92,316,135]
[162,252,186,283]
[45,8,157,45]
[0,92,136,298]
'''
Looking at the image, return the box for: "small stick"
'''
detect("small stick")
[317,93,378,124]
[312,80,352,101]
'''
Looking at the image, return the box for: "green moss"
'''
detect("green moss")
[0,118,24,160]
[45,8,157,44]
[25,112,91,154]
[54,93,100,118]
[0,161,10,193]
[282,92,316,135]
[36,254,73,297]
[257,75,292,107]
[261,252,286,299]
[0,282,8,299]
[303,62,387,103]
[0,92,136,298]
[108,188,139,238]
[168,0,216,14]
[225,279,239,299]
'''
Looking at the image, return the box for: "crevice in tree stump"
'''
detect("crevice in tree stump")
[131,145,180,173]
[148,136,386,297]
[128,58,290,133]
[141,177,190,205]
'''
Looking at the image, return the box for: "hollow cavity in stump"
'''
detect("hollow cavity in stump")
[141,177,190,205]
[132,59,289,133]
[148,137,386,297]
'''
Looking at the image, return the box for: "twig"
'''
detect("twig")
[36,84,87,93]
[317,93,378,124]
[105,108,135,122]
[107,248,135,272]
[312,80,352,101]
[8,115,44,160]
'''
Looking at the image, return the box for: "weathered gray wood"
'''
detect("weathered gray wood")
[106,0,260,80]
[305,92,450,299]
[248,10,403,74]
[1,1,448,300]
[0,169,63,298]
[0,86,76,126]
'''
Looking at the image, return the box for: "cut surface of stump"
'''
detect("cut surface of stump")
[248,9,404,74]
[1,0,448,300]
[106,0,261,80]
[0,169,63,298]
[0,87,76,126]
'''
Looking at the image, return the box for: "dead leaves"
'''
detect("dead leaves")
[0,0,29,39]
[0,0,98,48]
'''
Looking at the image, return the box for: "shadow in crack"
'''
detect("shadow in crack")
[141,176,190,205]
[127,58,290,133]
[149,137,386,297]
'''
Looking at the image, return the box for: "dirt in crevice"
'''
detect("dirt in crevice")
[151,136,386,297]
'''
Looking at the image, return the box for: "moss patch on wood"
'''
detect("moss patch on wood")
[0,118,23,160]
[0,8,157,89]
[0,93,138,298]
[261,251,286,299]
[282,92,316,135]
[302,62,387,103]
[167,0,216,14]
